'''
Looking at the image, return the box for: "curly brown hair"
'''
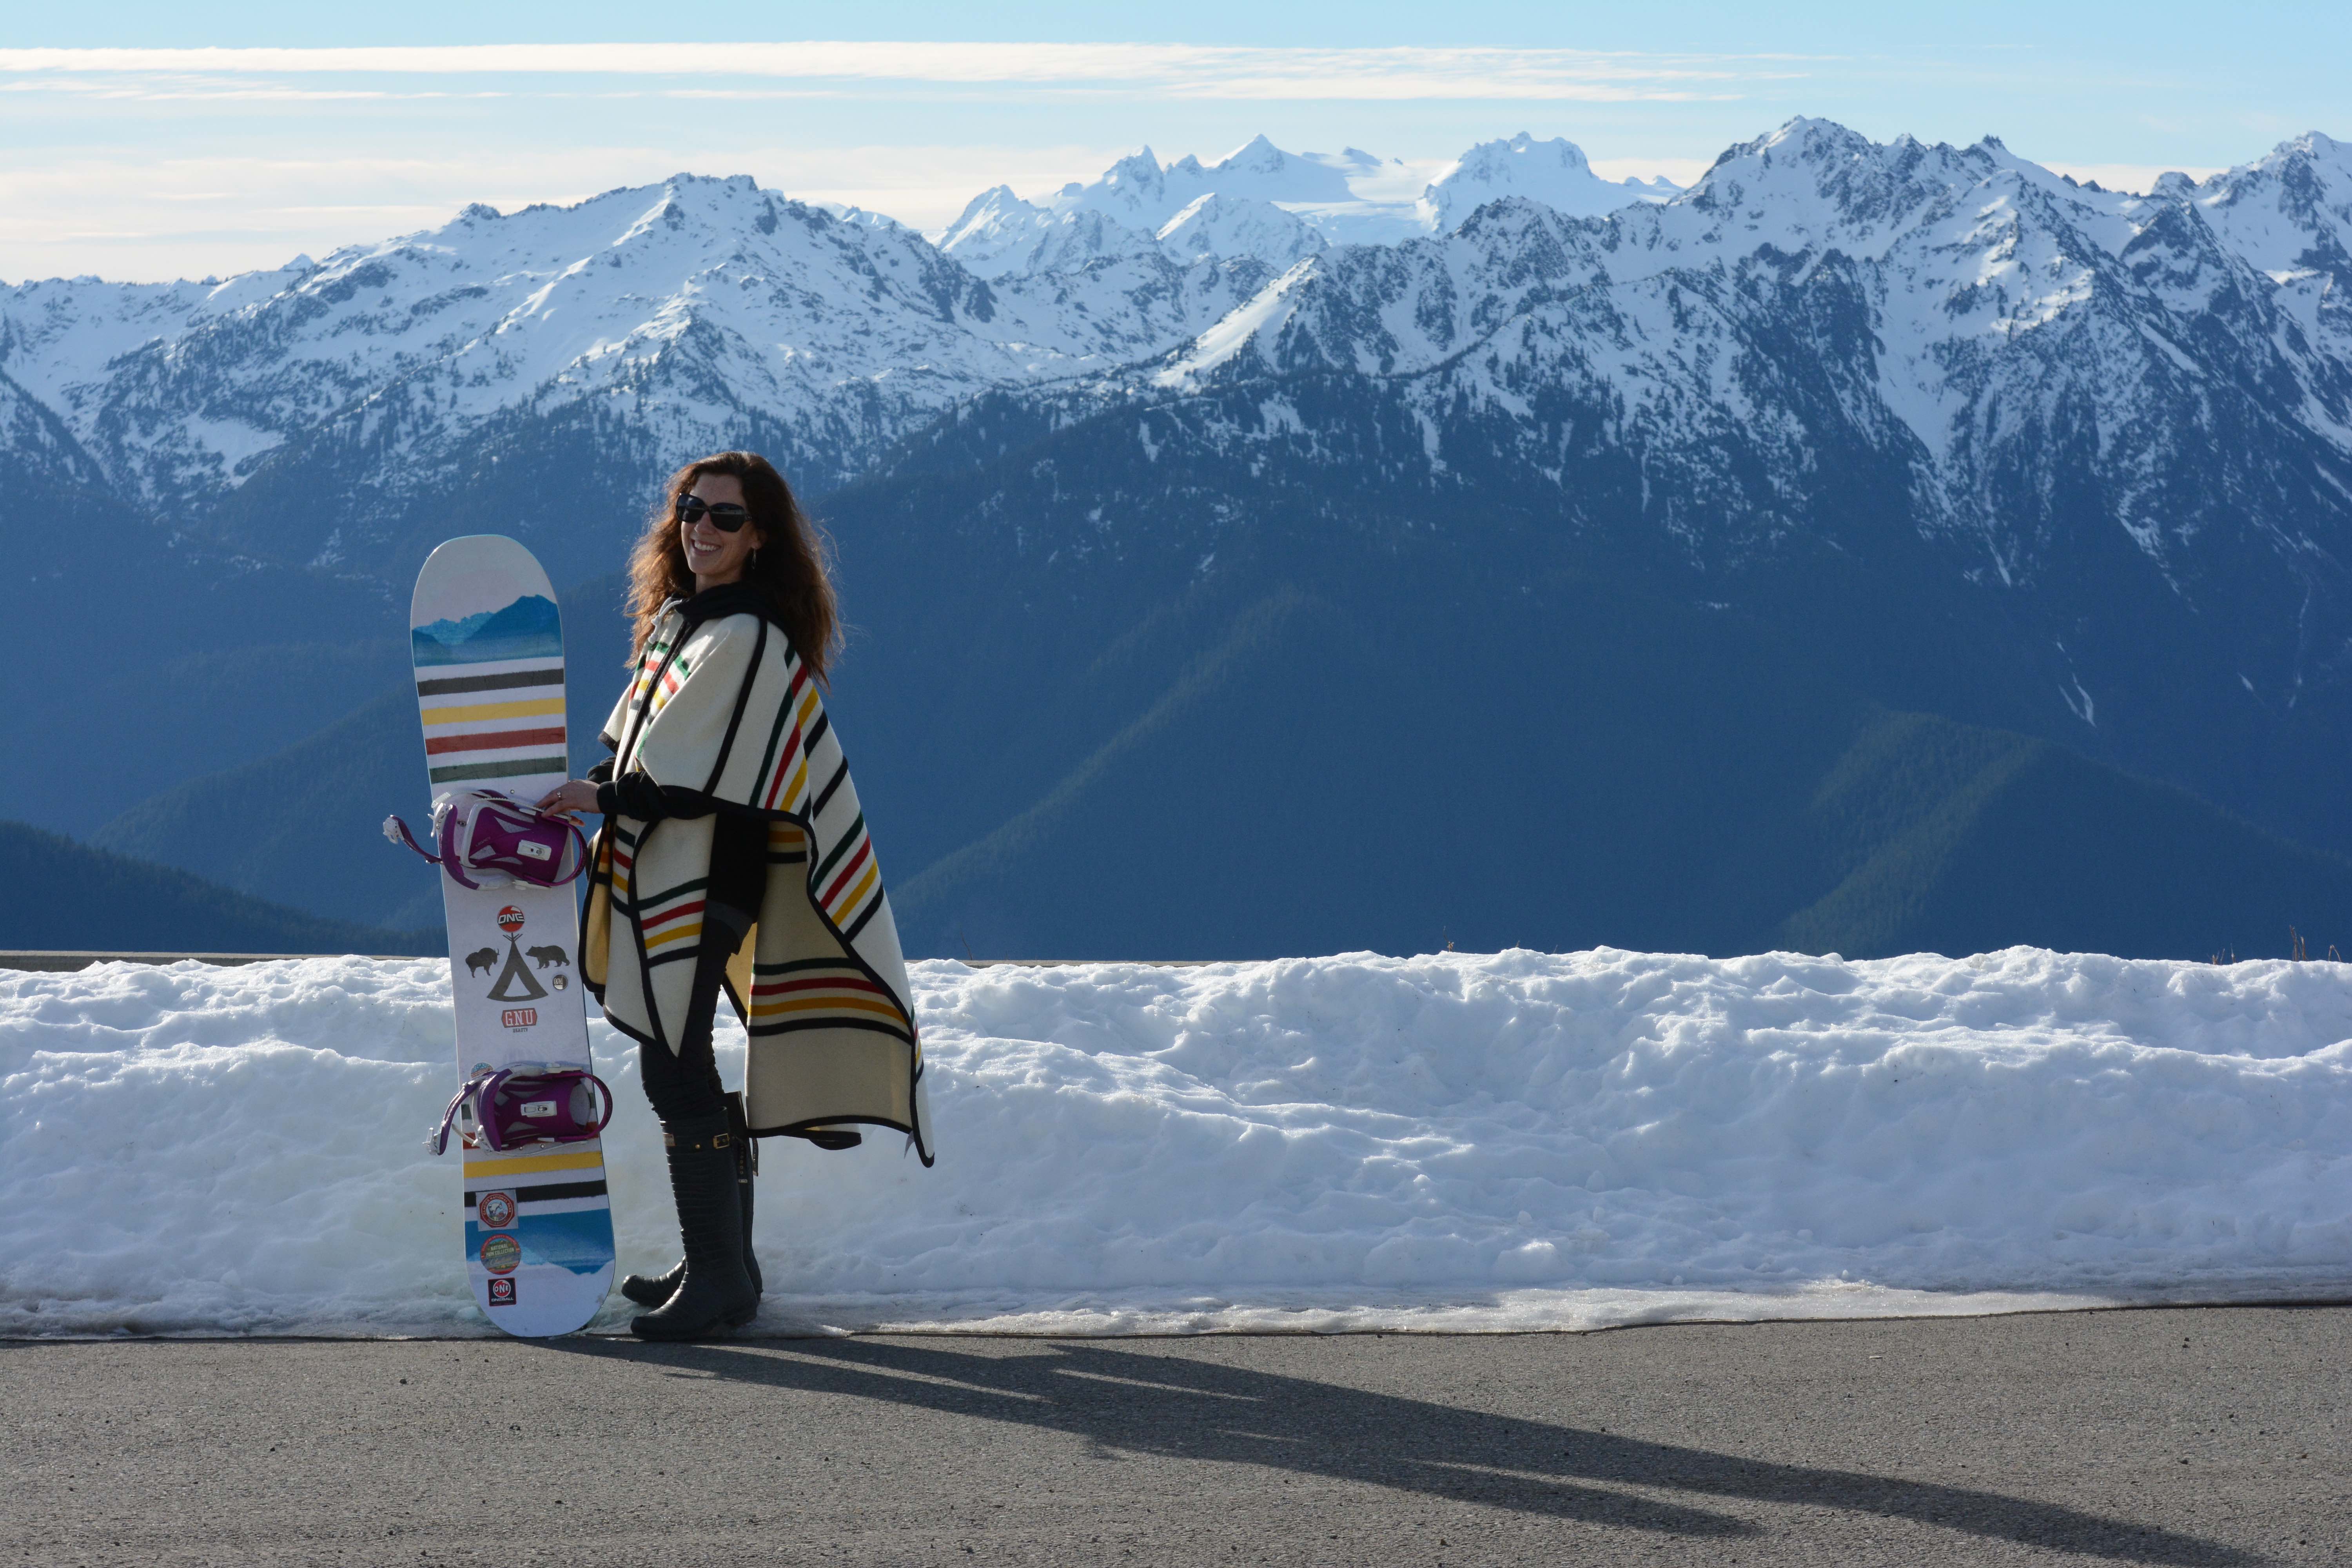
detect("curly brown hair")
[626,451,839,680]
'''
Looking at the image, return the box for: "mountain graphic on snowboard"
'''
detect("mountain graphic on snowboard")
[411,593,563,668]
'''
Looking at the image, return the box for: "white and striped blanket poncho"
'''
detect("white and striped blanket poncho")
[580,589,932,1163]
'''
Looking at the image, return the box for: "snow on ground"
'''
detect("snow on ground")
[4,949,2349,1339]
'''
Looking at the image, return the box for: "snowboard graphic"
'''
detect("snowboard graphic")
[410,535,615,1337]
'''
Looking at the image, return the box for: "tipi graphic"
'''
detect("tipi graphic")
[486,905,549,1003]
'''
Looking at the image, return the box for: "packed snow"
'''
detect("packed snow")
[4,948,2348,1339]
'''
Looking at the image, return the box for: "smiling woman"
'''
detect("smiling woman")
[533,450,931,1341]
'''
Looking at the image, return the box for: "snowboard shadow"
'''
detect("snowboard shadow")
[541,1335,2252,1564]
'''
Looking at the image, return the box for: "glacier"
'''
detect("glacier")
[4,948,2347,1338]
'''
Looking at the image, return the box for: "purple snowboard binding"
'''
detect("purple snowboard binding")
[428,1064,615,1156]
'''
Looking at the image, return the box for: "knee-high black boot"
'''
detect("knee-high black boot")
[621,1093,762,1308]
[629,1112,758,1340]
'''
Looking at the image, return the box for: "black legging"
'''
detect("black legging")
[635,812,768,1127]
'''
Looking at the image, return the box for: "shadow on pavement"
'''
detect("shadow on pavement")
[541,1335,2254,1564]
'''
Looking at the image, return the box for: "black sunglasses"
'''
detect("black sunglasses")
[675,494,752,533]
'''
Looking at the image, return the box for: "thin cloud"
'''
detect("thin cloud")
[0,42,1813,102]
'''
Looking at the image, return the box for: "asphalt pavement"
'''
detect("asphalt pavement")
[3,1304,2347,1567]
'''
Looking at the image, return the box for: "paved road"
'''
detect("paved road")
[4,1305,2347,1567]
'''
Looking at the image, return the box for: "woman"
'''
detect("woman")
[538,451,932,1341]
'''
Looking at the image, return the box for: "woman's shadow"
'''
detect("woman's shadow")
[544,1334,2255,1564]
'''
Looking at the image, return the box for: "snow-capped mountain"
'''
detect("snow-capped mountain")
[935,132,1680,278]
[883,118,2352,858]
[1141,117,2352,550]
[23,120,2352,945]
[1421,132,1682,230]
[11,118,2352,877]
[0,174,1277,581]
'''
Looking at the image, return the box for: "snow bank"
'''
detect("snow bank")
[5,949,2349,1338]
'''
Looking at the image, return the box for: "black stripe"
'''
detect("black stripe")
[751,956,862,976]
[417,667,564,696]
[811,811,865,882]
[842,895,884,942]
[746,1013,914,1044]
[702,619,767,795]
[810,756,851,817]
[430,755,569,783]
[635,874,710,909]
[465,1180,610,1205]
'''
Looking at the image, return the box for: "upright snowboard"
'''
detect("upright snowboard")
[410,535,615,1337]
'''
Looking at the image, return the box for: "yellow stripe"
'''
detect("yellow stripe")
[421,695,566,726]
[645,922,702,950]
[463,1149,605,1178]
[830,861,880,919]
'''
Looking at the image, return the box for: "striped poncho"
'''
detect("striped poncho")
[579,585,932,1163]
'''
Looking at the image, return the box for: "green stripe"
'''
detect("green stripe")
[428,754,568,783]
[751,957,862,976]
[810,813,866,883]
[750,648,806,792]
[635,875,709,909]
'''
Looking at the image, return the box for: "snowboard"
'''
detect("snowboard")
[409,535,615,1337]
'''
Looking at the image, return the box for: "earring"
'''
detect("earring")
[750,548,760,569]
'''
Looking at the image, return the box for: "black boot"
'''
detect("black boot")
[621,1093,761,1307]
[629,1113,758,1340]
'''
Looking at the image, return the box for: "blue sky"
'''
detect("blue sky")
[5,2,2345,281]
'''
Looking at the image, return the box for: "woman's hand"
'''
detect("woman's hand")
[534,779,602,824]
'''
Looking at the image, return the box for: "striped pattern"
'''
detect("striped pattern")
[586,600,928,1161]
[626,637,690,723]
[751,652,828,812]
[415,655,568,788]
[607,823,708,967]
[746,958,911,1038]
[461,1147,606,1180]
[747,649,885,939]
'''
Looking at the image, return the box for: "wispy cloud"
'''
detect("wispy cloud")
[0,141,1131,281]
[0,42,1811,102]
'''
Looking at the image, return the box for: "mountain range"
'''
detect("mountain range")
[6,121,2352,959]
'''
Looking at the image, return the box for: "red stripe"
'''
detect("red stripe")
[641,899,705,930]
[751,975,886,997]
[820,838,873,906]
[753,663,816,808]
[762,725,805,809]
[424,725,565,756]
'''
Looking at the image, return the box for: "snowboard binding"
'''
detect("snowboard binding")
[428,1063,615,1156]
[384,788,589,892]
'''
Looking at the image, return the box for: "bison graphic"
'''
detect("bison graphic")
[526,944,570,970]
[464,947,498,978]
